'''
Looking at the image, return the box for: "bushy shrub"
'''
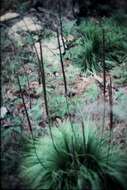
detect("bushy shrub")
[20,122,127,190]
[67,18,127,72]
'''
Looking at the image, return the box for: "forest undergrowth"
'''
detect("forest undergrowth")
[0,5,127,190]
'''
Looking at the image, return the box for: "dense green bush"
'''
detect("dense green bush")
[20,122,127,190]
[65,18,127,72]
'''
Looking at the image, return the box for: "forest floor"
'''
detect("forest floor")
[1,9,127,189]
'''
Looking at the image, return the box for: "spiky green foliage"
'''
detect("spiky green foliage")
[20,122,127,190]
[67,18,127,72]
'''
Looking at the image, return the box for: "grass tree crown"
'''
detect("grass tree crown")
[20,121,127,190]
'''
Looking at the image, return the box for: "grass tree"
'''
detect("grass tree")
[20,121,127,190]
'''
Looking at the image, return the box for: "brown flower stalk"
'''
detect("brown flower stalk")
[102,28,106,134]
[56,28,68,95]
[58,0,66,55]
[16,74,45,168]
[38,40,59,154]
[108,76,113,130]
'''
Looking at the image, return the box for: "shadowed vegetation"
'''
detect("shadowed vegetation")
[21,122,127,190]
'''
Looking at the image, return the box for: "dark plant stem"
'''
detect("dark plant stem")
[108,76,113,130]
[17,75,32,134]
[39,40,59,153]
[33,42,42,84]
[56,28,77,162]
[58,0,66,55]
[102,28,106,134]
[65,96,75,134]
[22,65,32,109]
[107,77,113,164]
[56,29,67,95]
[22,19,42,84]
[81,121,86,152]
[102,29,106,99]
[57,28,74,131]
[39,40,49,121]
[16,74,45,168]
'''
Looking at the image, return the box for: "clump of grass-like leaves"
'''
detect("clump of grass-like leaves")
[20,122,127,190]
[68,18,127,72]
